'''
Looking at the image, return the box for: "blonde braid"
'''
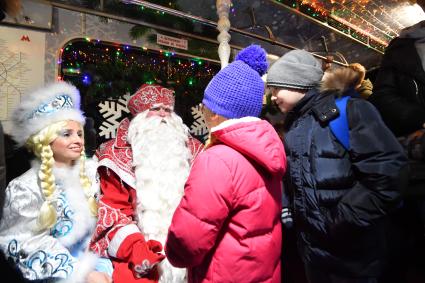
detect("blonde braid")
[79,148,98,216]
[27,120,98,228]
[26,121,67,230]
[37,143,57,229]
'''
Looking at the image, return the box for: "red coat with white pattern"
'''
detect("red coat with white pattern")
[165,118,286,283]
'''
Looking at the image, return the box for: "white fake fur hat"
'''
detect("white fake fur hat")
[11,81,85,146]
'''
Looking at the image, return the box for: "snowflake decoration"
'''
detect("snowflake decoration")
[98,93,131,139]
[190,104,209,142]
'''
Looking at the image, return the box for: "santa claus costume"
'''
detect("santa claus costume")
[90,84,203,283]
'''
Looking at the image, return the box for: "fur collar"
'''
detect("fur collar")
[30,159,98,247]
[53,163,97,247]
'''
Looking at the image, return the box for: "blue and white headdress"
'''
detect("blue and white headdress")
[11,81,86,146]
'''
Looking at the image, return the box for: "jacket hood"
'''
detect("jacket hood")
[210,117,286,175]
[399,20,425,39]
[380,36,425,76]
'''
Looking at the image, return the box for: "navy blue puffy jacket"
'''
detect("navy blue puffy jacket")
[284,89,408,277]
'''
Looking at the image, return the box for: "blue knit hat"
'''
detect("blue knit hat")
[203,45,268,119]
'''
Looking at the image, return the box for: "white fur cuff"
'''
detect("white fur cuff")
[108,224,140,257]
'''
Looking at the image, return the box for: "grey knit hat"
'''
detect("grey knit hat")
[267,49,323,90]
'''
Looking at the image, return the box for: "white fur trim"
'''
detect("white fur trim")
[84,158,100,196]
[108,224,141,257]
[11,81,85,146]
[53,162,96,247]
[211,116,261,132]
[97,157,136,189]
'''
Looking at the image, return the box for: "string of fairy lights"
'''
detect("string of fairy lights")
[57,0,422,90]
[58,38,221,101]
[118,0,417,54]
[273,0,423,52]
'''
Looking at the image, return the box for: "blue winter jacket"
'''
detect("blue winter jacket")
[283,88,408,277]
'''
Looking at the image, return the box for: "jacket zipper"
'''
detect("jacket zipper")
[413,79,425,108]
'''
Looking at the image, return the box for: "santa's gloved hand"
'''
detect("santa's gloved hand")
[129,239,165,278]
[115,232,165,279]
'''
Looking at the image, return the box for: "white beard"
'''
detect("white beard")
[127,111,191,283]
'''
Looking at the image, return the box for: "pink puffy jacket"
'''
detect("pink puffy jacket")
[166,118,287,283]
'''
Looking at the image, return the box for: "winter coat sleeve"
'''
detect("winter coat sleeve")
[0,179,78,281]
[369,68,425,136]
[165,150,233,268]
[89,167,136,257]
[331,99,408,234]
[89,167,165,280]
[281,176,293,229]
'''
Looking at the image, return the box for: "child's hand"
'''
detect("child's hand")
[86,271,113,283]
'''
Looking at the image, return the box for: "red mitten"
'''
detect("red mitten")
[129,240,165,278]
[115,233,165,279]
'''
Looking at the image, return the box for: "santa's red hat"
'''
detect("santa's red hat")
[127,84,175,116]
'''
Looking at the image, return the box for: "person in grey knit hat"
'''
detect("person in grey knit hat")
[267,49,324,113]
[267,49,324,91]
[267,49,408,283]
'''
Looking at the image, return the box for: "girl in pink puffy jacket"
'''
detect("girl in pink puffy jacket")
[165,45,287,283]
